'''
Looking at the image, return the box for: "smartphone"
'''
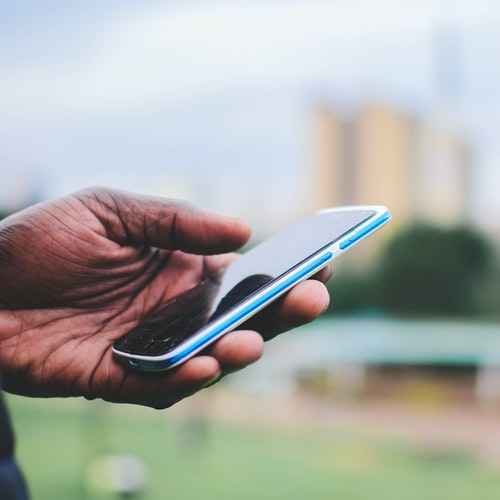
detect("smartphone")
[112,205,390,371]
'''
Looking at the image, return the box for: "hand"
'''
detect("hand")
[0,188,330,409]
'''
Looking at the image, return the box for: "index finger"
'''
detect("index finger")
[75,187,251,255]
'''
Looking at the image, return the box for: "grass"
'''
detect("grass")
[6,393,500,499]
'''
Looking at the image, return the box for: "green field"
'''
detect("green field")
[6,394,500,499]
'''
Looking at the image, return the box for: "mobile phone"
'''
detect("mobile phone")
[112,205,390,371]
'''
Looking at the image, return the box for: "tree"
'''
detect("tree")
[375,224,493,315]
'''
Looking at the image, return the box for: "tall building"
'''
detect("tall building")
[355,104,415,227]
[414,110,469,225]
[312,105,345,210]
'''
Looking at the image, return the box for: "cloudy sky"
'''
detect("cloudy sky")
[0,0,499,229]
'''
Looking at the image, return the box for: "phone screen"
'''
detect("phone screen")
[113,208,376,358]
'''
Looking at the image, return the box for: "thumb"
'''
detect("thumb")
[74,187,251,254]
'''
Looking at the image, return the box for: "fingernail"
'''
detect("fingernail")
[202,371,222,389]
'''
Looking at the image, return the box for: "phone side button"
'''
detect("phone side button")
[340,212,390,250]
[339,237,356,250]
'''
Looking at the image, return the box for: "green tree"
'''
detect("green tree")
[376,224,493,315]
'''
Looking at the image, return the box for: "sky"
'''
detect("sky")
[0,0,499,232]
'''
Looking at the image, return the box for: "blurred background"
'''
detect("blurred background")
[2,0,500,498]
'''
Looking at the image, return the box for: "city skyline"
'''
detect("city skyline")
[311,102,470,230]
[0,1,499,237]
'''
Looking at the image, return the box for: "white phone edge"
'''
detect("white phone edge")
[113,205,391,370]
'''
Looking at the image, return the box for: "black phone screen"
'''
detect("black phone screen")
[113,208,376,357]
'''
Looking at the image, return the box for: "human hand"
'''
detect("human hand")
[0,188,330,408]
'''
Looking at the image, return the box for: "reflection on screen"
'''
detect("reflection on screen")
[113,272,274,356]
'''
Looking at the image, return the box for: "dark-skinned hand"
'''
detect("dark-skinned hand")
[0,188,330,409]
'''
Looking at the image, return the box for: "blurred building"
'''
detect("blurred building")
[228,317,500,409]
[310,102,470,231]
